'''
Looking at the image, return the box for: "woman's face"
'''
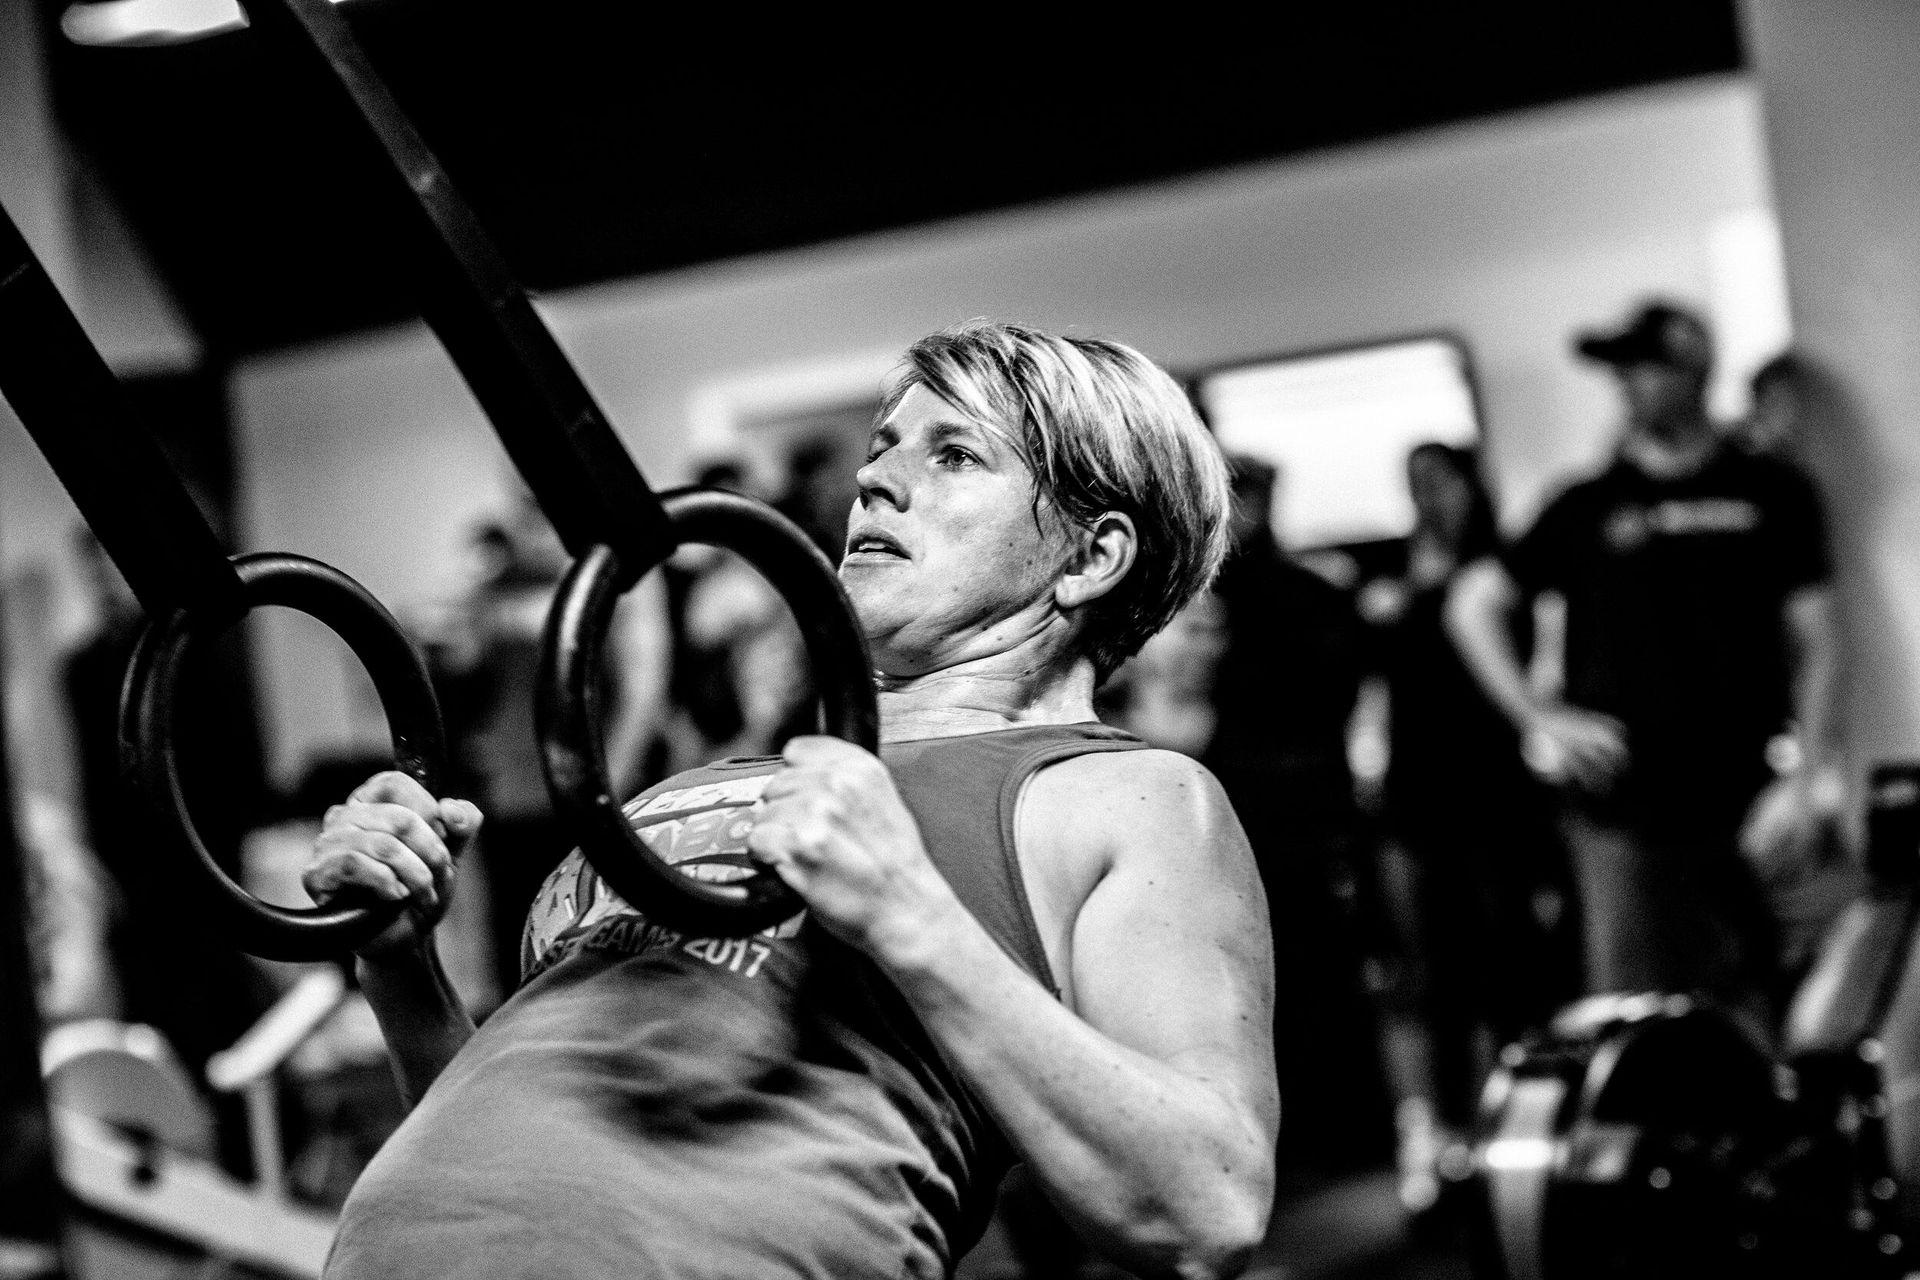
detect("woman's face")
[839,384,1073,677]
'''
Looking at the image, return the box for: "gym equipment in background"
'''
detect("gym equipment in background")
[1473,762,1920,1279]
[44,969,353,1278]
[240,0,878,939]
[0,202,446,962]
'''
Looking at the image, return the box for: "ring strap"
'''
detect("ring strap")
[539,490,877,938]
[123,553,446,961]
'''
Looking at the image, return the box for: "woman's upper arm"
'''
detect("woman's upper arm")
[1033,751,1277,1127]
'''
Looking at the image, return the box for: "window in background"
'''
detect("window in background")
[1193,336,1481,550]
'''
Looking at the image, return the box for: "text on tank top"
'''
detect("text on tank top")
[520,720,1145,991]
[412,721,1150,1273]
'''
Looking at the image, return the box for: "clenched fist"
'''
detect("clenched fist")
[302,770,483,959]
[747,736,958,964]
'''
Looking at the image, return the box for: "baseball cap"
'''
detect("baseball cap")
[1574,301,1713,372]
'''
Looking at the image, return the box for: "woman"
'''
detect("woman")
[1359,442,1576,1216]
[300,321,1278,1280]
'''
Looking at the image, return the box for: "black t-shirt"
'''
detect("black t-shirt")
[1505,445,1830,785]
[1208,542,1362,806]
[1374,561,1534,824]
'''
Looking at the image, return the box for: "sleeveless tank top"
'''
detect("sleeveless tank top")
[325,722,1145,1280]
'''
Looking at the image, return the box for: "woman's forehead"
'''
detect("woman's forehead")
[877,385,1026,458]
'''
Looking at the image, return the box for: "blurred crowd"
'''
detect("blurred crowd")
[1098,302,1851,1235]
[11,301,1859,1263]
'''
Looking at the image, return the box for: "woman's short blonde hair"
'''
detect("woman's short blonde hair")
[881,319,1232,679]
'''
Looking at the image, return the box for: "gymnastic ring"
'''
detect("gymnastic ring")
[122,552,447,962]
[539,486,879,938]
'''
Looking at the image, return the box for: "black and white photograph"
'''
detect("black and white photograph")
[1,3,1916,1278]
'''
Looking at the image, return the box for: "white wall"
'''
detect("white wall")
[1742,0,1920,1197]
[0,1,199,587]
[1743,1,1920,787]
[0,4,199,801]
[231,75,1781,785]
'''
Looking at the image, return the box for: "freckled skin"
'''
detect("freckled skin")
[839,385,1075,680]
[308,352,1275,1280]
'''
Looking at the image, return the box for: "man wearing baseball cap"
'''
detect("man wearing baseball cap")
[1444,299,1840,1033]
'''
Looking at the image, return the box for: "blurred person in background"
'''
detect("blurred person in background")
[18,790,120,1028]
[61,529,268,1170]
[653,460,756,782]
[653,457,815,778]
[777,434,861,561]
[1737,350,1812,461]
[1207,453,1384,1183]
[1356,442,1576,1218]
[60,528,145,873]
[1101,591,1231,758]
[422,506,566,1004]
[421,495,669,1003]
[1447,300,1842,1040]
[657,551,812,773]
[1728,350,1860,973]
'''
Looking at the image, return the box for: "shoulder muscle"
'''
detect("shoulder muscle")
[1020,749,1269,1016]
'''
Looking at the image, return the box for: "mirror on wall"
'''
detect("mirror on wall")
[1192,335,1481,555]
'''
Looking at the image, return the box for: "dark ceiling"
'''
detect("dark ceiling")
[39,2,1744,361]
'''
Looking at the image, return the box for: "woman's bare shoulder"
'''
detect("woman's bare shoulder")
[1022,747,1244,870]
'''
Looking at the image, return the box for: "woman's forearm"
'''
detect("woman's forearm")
[878,909,1270,1280]
[357,941,475,1108]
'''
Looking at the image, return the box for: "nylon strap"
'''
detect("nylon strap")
[0,205,243,622]
[245,0,676,587]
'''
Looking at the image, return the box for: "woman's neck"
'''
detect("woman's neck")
[876,650,1100,743]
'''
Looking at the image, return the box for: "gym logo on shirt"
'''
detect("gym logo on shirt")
[1603,498,1761,553]
[519,772,803,982]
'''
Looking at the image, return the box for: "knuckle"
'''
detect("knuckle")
[365,831,407,864]
[349,775,387,803]
[386,805,427,839]
[350,803,391,836]
[310,854,359,887]
[355,848,398,877]
[353,769,420,805]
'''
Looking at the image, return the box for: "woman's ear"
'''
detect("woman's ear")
[1055,512,1137,611]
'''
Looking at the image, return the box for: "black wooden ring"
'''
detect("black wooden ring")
[122,552,447,961]
[538,487,878,938]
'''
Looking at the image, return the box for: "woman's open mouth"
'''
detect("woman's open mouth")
[844,531,908,560]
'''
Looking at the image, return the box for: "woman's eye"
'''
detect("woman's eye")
[939,446,977,467]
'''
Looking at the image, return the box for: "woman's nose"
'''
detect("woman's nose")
[855,453,906,510]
